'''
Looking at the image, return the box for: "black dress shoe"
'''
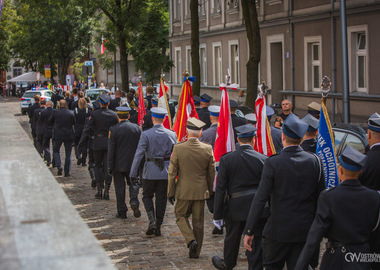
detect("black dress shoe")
[212,226,223,235]
[57,168,63,176]
[82,163,87,167]
[188,240,199,258]
[155,227,161,237]
[130,203,141,218]
[64,173,70,177]
[77,159,82,165]
[212,256,229,270]
[91,180,97,188]
[116,213,127,219]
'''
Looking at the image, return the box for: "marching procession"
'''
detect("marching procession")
[24,78,380,270]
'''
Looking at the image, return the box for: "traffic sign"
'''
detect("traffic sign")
[45,70,51,78]
[85,61,93,66]
[44,64,50,69]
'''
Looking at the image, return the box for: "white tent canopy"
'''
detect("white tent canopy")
[7,71,49,82]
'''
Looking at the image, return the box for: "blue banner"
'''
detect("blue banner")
[316,102,339,188]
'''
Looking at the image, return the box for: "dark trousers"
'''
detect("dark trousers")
[36,134,43,156]
[262,238,305,270]
[74,134,87,164]
[223,219,264,270]
[93,149,112,189]
[206,194,214,213]
[43,136,53,165]
[53,139,73,175]
[113,172,140,215]
[142,179,167,226]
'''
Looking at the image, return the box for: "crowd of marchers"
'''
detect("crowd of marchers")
[25,87,380,270]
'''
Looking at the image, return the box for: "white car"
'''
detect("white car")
[85,88,111,103]
[20,89,53,115]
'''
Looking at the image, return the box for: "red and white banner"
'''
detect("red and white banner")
[254,94,276,156]
[62,85,72,92]
[172,77,198,142]
[158,78,171,129]
[137,82,145,128]
[214,85,235,163]
[101,36,106,55]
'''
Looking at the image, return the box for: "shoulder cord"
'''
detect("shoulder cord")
[373,191,380,232]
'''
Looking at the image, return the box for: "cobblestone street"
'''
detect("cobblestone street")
[5,97,248,269]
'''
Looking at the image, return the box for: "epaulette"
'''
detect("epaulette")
[326,186,337,192]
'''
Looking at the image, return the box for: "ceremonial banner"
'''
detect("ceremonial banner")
[316,101,339,188]
[158,78,172,129]
[172,77,198,142]
[137,82,145,128]
[101,36,106,55]
[214,85,235,163]
[254,94,276,156]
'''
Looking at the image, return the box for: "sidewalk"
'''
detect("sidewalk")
[3,97,248,269]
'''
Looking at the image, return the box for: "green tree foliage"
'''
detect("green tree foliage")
[130,1,172,85]
[0,1,16,70]
[12,0,98,83]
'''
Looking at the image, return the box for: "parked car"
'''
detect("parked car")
[332,123,369,155]
[20,89,53,115]
[85,88,110,103]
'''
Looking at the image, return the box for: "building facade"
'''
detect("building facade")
[169,0,380,122]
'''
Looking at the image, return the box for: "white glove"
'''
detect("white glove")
[213,219,224,230]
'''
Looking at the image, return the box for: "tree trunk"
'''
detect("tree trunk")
[118,34,129,92]
[59,58,71,85]
[190,0,200,96]
[242,0,261,109]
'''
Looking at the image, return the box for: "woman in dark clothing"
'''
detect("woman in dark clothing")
[74,98,91,166]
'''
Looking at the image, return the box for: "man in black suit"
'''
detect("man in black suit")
[108,106,142,219]
[109,90,122,111]
[295,146,380,270]
[49,100,75,177]
[212,124,267,270]
[230,100,246,142]
[40,101,54,167]
[83,94,119,200]
[51,88,64,109]
[28,94,40,147]
[300,114,319,153]
[198,94,212,130]
[244,113,325,270]
[145,86,155,110]
[33,99,47,156]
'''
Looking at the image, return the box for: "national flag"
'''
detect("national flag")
[0,0,4,21]
[158,78,172,129]
[254,94,276,156]
[316,100,339,188]
[101,35,106,55]
[172,76,199,142]
[137,82,145,128]
[214,84,235,163]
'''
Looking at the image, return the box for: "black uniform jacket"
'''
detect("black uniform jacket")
[40,107,54,138]
[359,144,380,190]
[108,97,121,111]
[49,108,75,140]
[300,138,317,153]
[270,126,283,153]
[28,102,40,125]
[214,145,267,221]
[34,107,46,135]
[198,107,211,130]
[107,120,142,173]
[244,145,325,242]
[231,114,246,142]
[74,107,91,138]
[295,180,380,270]
[84,107,118,151]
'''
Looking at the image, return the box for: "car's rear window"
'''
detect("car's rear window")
[23,92,41,98]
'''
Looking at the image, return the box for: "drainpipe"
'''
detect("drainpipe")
[331,0,336,123]
[289,0,295,106]
[340,0,350,123]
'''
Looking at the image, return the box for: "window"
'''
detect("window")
[211,0,221,14]
[227,0,239,9]
[174,0,181,21]
[200,44,207,85]
[213,42,222,86]
[356,33,367,89]
[229,40,239,85]
[175,47,182,84]
[13,62,22,78]
[304,36,322,91]
[184,0,190,19]
[199,0,206,17]
[186,46,192,75]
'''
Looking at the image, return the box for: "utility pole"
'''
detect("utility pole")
[340,0,350,123]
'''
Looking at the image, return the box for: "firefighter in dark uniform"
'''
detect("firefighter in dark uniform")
[40,101,54,167]
[129,107,177,236]
[300,114,319,153]
[84,94,119,199]
[229,100,246,143]
[79,116,97,188]
[33,99,46,156]
[359,112,380,269]
[107,106,142,219]
[243,113,325,270]
[212,124,267,270]
[295,146,380,270]
[198,94,212,129]
[194,95,201,114]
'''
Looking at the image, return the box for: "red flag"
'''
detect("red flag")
[214,85,235,163]
[101,36,106,55]
[172,77,198,142]
[254,94,276,156]
[158,78,172,129]
[137,82,145,128]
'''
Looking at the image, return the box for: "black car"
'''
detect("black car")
[332,123,369,155]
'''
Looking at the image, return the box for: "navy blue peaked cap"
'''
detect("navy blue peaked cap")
[302,114,319,132]
[200,94,212,102]
[368,112,380,132]
[235,124,257,138]
[99,94,111,104]
[338,145,367,171]
[282,113,308,139]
